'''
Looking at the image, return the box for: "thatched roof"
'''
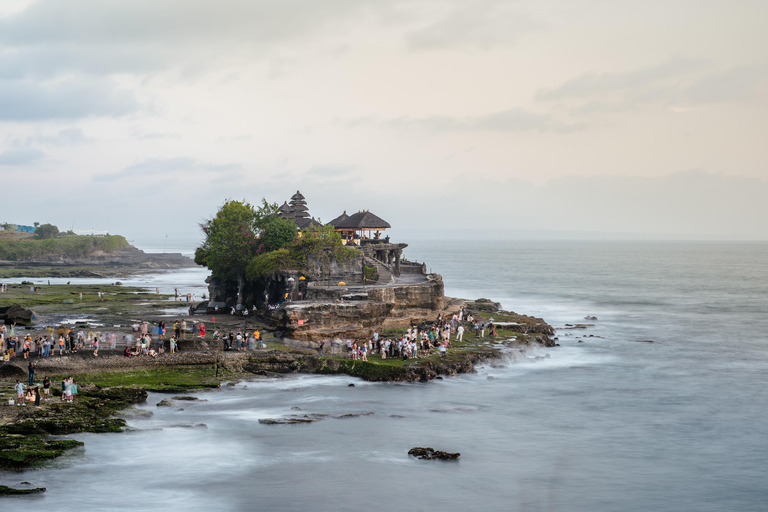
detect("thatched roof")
[291,190,305,201]
[327,211,349,227]
[334,210,391,230]
[295,217,322,229]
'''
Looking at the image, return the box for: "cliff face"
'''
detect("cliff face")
[270,300,395,341]
[271,276,447,341]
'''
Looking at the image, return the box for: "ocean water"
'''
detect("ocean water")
[2,241,768,511]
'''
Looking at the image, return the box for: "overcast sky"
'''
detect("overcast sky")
[1,0,766,242]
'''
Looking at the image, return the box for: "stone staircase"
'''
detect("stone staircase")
[363,256,394,285]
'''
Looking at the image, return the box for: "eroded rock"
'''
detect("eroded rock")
[408,447,460,460]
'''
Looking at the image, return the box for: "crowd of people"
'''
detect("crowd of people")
[11,375,76,407]
[331,306,496,361]
[1,324,119,360]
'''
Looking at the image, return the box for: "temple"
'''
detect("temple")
[277,191,322,229]
[327,210,391,244]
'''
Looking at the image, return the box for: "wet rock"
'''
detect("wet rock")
[408,447,460,460]
[470,298,501,312]
[348,383,355,387]
[0,363,26,379]
[291,406,302,411]
[172,396,204,401]
[584,316,598,321]
[259,417,317,425]
[0,485,46,495]
[632,339,655,343]
[156,399,173,407]
[0,304,34,325]
[334,412,374,419]
[390,414,406,418]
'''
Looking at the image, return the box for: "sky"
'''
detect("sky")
[1,0,767,242]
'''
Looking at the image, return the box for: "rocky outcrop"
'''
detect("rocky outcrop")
[271,275,445,340]
[271,300,394,341]
[467,298,501,312]
[408,447,460,460]
[0,304,34,325]
[245,348,499,382]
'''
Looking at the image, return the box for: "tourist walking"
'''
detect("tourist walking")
[93,337,99,356]
[15,380,26,406]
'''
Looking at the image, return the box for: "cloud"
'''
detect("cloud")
[307,164,356,178]
[347,107,583,133]
[405,1,536,50]
[0,147,46,166]
[537,58,768,113]
[0,79,139,120]
[0,0,394,79]
[15,128,91,147]
[93,157,243,182]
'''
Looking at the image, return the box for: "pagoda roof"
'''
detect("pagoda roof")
[291,190,306,201]
[334,210,391,230]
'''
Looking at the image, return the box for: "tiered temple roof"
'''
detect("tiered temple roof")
[278,190,321,229]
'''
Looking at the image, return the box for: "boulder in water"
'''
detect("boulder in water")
[408,447,460,460]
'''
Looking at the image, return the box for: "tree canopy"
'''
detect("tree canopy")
[34,223,59,239]
[194,199,293,303]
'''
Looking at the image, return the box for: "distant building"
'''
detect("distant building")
[16,225,36,233]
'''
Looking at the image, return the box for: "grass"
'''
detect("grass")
[68,367,224,392]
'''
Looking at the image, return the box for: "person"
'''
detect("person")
[63,377,72,402]
[43,376,51,400]
[457,324,464,342]
[124,346,132,357]
[15,380,26,406]
[93,337,99,356]
[28,361,35,386]
[199,323,206,338]
[34,385,41,408]
[319,340,325,356]
[70,379,78,402]
[181,320,187,339]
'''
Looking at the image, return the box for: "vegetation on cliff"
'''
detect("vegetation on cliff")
[0,234,128,261]
[246,224,359,280]
[195,199,297,304]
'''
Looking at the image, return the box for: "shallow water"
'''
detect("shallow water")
[3,241,768,511]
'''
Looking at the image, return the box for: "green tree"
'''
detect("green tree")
[34,223,59,239]
[260,215,297,252]
[195,199,280,305]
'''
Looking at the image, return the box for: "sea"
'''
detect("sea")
[2,240,767,512]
